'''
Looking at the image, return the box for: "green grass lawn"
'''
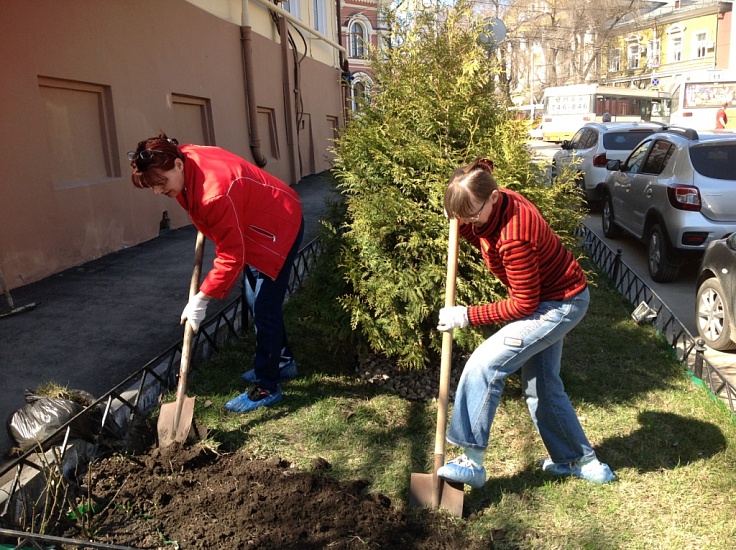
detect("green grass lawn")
[186,262,736,549]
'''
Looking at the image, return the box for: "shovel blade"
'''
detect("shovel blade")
[0,302,37,318]
[157,396,195,447]
[409,473,464,517]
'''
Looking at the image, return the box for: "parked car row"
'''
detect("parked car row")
[600,127,736,283]
[552,121,666,204]
[552,123,736,351]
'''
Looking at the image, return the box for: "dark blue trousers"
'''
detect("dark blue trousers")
[243,218,304,391]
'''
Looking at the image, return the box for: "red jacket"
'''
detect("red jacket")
[176,145,303,299]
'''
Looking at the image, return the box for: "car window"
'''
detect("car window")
[625,139,652,174]
[641,140,675,175]
[580,129,598,149]
[602,130,655,151]
[569,129,585,149]
[689,142,736,180]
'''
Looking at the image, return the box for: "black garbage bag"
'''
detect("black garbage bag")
[6,389,124,452]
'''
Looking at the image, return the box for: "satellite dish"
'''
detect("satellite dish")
[477,18,507,48]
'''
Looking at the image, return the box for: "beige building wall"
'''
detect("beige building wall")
[187,0,342,68]
[0,0,344,290]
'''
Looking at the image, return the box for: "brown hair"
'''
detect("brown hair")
[443,158,498,219]
[129,132,183,189]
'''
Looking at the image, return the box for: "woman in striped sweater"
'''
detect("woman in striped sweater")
[436,158,615,487]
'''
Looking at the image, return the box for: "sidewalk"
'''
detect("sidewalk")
[0,172,338,458]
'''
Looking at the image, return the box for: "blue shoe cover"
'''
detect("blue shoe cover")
[542,456,616,484]
[242,360,299,384]
[225,385,283,413]
[437,454,486,489]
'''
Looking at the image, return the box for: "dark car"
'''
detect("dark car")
[695,233,736,351]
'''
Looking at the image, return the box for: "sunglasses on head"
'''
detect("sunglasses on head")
[127,149,179,173]
[127,150,178,162]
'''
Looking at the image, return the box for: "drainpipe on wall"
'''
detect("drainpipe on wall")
[279,15,298,183]
[241,1,267,167]
[335,0,351,122]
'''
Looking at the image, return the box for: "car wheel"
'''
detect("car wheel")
[696,278,736,351]
[575,173,585,191]
[575,173,589,202]
[601,194,623,238]
[647,224,680,282]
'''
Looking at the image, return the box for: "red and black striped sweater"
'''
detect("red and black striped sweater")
[460,188,587,326]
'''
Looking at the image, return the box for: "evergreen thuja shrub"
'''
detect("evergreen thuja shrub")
[329,2,585,370]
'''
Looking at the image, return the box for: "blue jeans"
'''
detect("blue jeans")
[447,287,595,464]
[243,218,304,392]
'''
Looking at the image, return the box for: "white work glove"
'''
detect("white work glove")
[181,292,209,332]
[437,306,469,331]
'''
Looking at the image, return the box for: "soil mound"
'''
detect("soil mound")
[55,442,487,549]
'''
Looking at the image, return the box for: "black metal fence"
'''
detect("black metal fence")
[580,225,736,416]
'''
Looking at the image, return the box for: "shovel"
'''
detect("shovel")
[409,217,464,517]
[157,231,205,447]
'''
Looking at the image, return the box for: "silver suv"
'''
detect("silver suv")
[553,122,665,204]
[601,128,736,282]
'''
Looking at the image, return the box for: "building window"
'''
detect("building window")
[608,48,621,72]
[668,28,683,62]
[313,0,326,34]
[628,43,640,69]
[352,81,366,111]
[693,31,708,58]
[282,0,300,18]
[349,21,367,58]
[648,38,661,67]
[350,73,372,112]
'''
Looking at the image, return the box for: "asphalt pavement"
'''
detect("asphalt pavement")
[0,172,339,458]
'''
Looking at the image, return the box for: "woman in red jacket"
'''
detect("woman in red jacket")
[436,158,614,487]
[129,133,303,413]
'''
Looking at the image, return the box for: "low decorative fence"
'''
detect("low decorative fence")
[580,225,736,416]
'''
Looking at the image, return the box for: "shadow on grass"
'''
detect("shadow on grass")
[462,409,726,516]
[596,410,727,472]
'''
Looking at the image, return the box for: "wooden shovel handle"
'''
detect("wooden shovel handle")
[434,218,459,461]
[174,231,206,426]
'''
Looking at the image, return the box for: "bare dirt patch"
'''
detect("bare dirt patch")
[53,439,488,549]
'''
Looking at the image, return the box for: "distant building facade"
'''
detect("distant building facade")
[340,0,386,111]
[506,0,733,108]
[602,0,733,93]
